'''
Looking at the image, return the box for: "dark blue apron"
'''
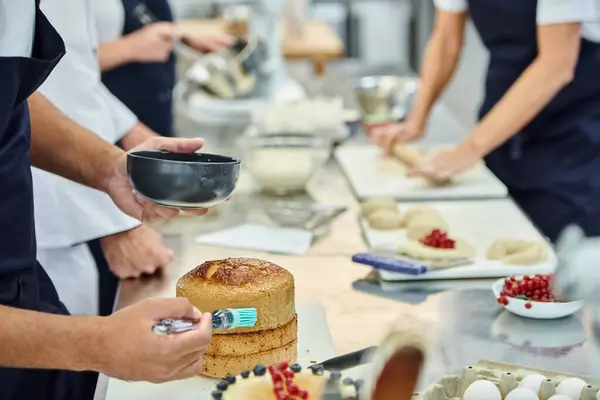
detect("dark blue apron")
[0,2,95,399]
[469,0,600,242]
[102,0,176,137]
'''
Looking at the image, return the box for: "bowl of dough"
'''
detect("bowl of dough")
[242,133,332,195]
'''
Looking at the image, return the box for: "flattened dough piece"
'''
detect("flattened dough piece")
[367,209,403,230]
[405,211,448,240]
[486,238,549,265]
[361,197,398,217]
[398,239,476,260]
[401,204,436,226]
[503,243,549,265]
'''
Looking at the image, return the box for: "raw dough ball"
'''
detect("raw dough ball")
[360,197,398,218]
[486,239,549,265]
[405,211,448,240]
[402,204,436,225]
[367,209,403,230]
[398,239,476,260]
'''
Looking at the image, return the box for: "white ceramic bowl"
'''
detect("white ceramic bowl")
[492,278,584,320]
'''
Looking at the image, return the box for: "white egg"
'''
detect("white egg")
[548,396,573,400]
[463,380,502,400]
[505,388,540,400]
[596,389,600,400]
[556,378,587,399]
[519,374,546,394]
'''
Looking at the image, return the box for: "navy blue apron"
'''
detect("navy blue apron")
[102,0,176,137]
[469,0,600,242]
[0,2,96,399]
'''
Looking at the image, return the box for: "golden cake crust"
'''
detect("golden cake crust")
[202,340,298,378]
[207,315,297,356]
[176,258,295,334]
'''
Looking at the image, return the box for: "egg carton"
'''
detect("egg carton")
[418,360,599,400]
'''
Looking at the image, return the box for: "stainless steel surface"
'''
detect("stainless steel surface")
[355,75,418,124]
[109,60,600,398]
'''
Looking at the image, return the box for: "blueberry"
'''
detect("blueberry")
[329,371,342,382]
[354,379,364,389]
[216,380,228,391]
[343,377,354,386]
[253,365,267,376]
[225,375,236,384]
[290,363,302,373]
[241,370,251,379]
[309,364,324,375]
[211,390,223,399]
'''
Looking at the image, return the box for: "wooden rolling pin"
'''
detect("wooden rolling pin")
[391,144,451,185]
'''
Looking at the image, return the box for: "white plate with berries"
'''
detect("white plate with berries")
[492,274,584,319]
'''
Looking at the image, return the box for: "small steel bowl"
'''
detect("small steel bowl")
[354,75,419,125]
[127,150,241,209]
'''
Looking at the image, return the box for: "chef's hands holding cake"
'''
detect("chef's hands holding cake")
[97,297,212,382]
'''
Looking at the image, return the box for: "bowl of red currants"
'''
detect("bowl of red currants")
[492,274,584,319]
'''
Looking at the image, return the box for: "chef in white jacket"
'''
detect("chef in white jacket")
[33,0,175,316]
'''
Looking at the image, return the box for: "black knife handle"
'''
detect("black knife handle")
[319,346,378,371]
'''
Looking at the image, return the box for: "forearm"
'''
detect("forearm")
[410,29,464,124]
[98,39,134,72]
[28,91,123,192]
[120,122,159,151]
[0,305,101,371]
[466,58,574,155]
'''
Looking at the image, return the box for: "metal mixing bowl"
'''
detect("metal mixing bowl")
[181,36,269,100]
[354,75,419,125]
[127,150,241,209]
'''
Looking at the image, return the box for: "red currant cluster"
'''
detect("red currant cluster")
[420,229,456,249]
[268,362,309,399]
[497,274,558,308]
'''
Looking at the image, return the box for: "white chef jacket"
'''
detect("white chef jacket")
[0,1,35,57]
[33,0,141,316]
[93,0,125,43]
[434,0,600,42]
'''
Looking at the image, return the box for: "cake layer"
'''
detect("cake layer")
[202,340,298,378]
[177,258,295,334]
[207,315,297,356]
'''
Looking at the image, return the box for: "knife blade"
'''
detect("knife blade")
[311,346,377,371]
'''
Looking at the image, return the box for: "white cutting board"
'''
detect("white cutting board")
[335,144,508,200]
[105,303,335,400]
[360,199,557,281]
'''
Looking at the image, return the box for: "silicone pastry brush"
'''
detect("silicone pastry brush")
[152,308,257,334]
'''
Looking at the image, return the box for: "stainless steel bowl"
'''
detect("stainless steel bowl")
[354,76,419,125]
[181,37,269,100]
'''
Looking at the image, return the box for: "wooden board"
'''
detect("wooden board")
[335,144,508,201]
[105,303,336,399]
[360,199,557,281]
[177,19,344,60]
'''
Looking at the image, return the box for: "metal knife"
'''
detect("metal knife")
[311,346,377,371]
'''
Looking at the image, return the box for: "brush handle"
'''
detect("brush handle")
[352,253,428,275]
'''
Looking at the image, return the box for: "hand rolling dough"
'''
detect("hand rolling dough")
[392,145,452,186]
[405,211,448,240]
[361,197,398,217]
[367,209,403,230]
[486,238,549,265]
[398,239,476,260]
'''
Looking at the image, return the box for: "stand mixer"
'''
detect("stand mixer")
[175,0,306,125]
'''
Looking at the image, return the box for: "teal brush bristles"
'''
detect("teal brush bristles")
[212,308,257,330]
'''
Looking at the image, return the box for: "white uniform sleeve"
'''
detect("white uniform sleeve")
[99,83,138,141]
[433,0,468,12]
[537,0,600,24]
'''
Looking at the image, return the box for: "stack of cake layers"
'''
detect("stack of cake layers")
[176,257,298,378]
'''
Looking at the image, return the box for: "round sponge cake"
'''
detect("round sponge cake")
[176,258,297,378]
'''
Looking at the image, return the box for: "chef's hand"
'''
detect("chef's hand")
[408,141,482,181]
[101,225,174,279]
[97,298,212,382]
[105,136,209,222]
[181,33,234,53]
[368,119,425,156]
[124,22,176,63]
